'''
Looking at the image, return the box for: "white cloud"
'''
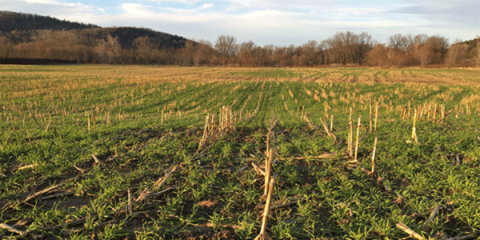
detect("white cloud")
[22,0,58,4]
[149,0,199,4]
[198,3,213,10]
[227,0,337,10]
[1,0,105,23]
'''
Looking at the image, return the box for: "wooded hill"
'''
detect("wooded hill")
[0,11,99,32]
[0,11,189,51]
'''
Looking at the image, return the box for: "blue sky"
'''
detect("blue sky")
[1,0,479,46]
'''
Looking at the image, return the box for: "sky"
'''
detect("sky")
[1,0,479,46]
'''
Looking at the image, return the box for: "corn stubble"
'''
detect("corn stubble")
[1,66,480,239]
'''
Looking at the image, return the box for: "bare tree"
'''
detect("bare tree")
[0,37,14,58]
[355,32,374,65]
[425,35,449,63]
[409,34,428,55]
[417,45,433,66]
[105,34,122,64]
[301,40,319,66]
[445,42,469,67]
[133,36,157,64]
[388,34,411,51]
[477,37,480,67]
[237,41,256,66]
[365,44,388,66]
[193,40,213,66]
[215,35,237,65]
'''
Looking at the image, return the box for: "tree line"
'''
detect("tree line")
[0,29,478,67]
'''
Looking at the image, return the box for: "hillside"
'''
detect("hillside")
[82,27,189,49]
[0,11,189,49]
[0,11,99,32]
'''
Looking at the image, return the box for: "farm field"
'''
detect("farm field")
[0,65,480,239]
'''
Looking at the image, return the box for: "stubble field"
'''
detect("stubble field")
[0,65,480,239]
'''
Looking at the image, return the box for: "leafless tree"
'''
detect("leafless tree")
[0,37,14,58]
[417,45,433,66]
[237,41,256,66]
[192,40,213,66]
[105,34,122,64]
[133,36,157,64]
[215,35,237,65]
[476,37,480,67]
[301,40,319,66]
[409,34,428,55]
[388,34,411,51]
[425,35,449,63]
[445,42,469,67]
[365,44,388,66]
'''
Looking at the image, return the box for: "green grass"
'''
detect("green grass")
[0,65,480,239]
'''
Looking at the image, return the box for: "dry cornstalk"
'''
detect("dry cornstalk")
[256,195,300,210]
[42,216,95,231]
[134,188,150,202]
[161,109,164,125]
[369,103,372,132]
[127,188,133,216]
[330,115,334,132]
[255,195,300,210]
[198,222,245,230]
[4,127,16,144]
[92,112,96,130]
[376,175,391,192]
[142,186,176,199]
[74,165,86,173]
[26,130,31,142]
[354,117,361,161]
[446,233,478,240]
[87,112,91,131]
[391,194,404,205]
[267,133,270,153]
[396,222,425,240]
[374,104,378,132]
[255,177,276,240]
[40,192,74,200]
[264,149,272,196]
[304,115,317,130]
[31,114,40,127]
[136,185,177,203]
[17,163,38,171]
[44,116,52,133]
[372,137,378,173]
[92,154,101,164]
[319,117,334,138]
[0,223,27,236]
[412,109,418,143]
[252,162,265,176]
[423,205,443,229]
[276,152,336,160]
[24,182,65,203]
[154,165,179,190]
[266,201,297,211]
[348,108,353,157]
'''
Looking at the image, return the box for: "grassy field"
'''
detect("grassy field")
[1,65,480,239]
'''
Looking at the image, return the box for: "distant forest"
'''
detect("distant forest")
[0,11,479,67]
